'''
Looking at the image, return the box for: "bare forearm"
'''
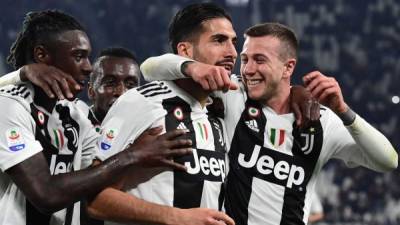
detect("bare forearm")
[8,150,137,214]
[88,188,177,225]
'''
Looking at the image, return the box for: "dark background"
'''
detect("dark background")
[0,0,398,224]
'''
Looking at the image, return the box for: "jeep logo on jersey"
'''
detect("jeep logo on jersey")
[184,149,226,181]
[238,145,305,188]
[49,154,74,175]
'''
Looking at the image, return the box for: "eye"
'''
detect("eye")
[124,79,138,89]
[241,57,248,64]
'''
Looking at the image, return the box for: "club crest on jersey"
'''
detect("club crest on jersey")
[173,107,184,120]
[248,107,260,118]
[269,128,285,147]
[37,111,45,125]
[100,128,117,150]
[52,129,65,149]
[6,128,25,151]
[300,127,315,155]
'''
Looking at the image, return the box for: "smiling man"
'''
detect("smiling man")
[0,10,192,225]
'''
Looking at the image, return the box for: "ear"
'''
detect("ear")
[88,83,95,101]
[33,45,52,64]
[283,58,296,79]
[176,42,193,58]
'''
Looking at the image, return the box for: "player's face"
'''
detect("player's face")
[240,35,291,103]
[49,30,92,95]
[191,18,237,74]
[90,56,140,118]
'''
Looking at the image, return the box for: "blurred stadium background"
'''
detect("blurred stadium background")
[0,0,398,224]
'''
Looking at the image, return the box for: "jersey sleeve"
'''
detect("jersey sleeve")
[321,108,397,172]
[80,116,100,169]
[95,89,166,161]
[140,53,193,82]
[0,96,42,171]
[0,69,22,87]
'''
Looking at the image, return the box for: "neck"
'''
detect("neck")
[174,79,209,108]
[92,107,106,123]
[263,84,291,114]
[33,85,57,112]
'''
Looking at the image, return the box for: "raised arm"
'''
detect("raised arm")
[0,63,80,99]
[304,71,398,171]
[141,53,238,91]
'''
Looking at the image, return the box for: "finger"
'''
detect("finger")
[311,100,320,121]
[318,86,338,102]
[229,81,239,90]
[207,76,218,91]
[165,139,193,149]
[36,80,55,98]
[160,158,187,171]
[302,71,321,85]
[166,148,192,158]
[291,101,302,127]
[50,79,65,100]
[58,77,74,99]
[214,70,225,90]
[212,212,235,225]
[200,80,211,91]
[146,126,163,136]
[63,74,81,92]
[303,100,312,125]
[311,80,335,100]
[161,129,190,140]
[220,69,231,91]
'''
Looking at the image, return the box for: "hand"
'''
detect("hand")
[303,71,348,114]
[128,127,192,171]
[290,85,320,127]
[20,63,80,99]
[173,208,235,225]
[185,62,238,92]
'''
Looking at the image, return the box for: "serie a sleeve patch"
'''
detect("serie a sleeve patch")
[5,128,25,152]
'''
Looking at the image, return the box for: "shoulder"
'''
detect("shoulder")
[0,84,33,110]
[136,81,173,99]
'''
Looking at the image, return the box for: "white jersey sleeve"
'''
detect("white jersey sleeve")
[140,53,193,82]
[0,96,42,171]
[0,69,22,88]
[96,89,166,161]
[320,108,397,172]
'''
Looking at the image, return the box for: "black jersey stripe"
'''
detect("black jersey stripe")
[140,85,169,96]
[136,81,163,91]
[144,90,172,98]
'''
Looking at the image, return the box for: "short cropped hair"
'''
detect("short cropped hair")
[168,2,232,54]
[245,22,298,60]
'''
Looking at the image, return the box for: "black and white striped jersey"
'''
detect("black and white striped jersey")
[141,53,396,225]
[219,77,383,225]
[97,81,228,225]
[0,84,98,225]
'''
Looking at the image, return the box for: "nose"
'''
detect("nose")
[226,41,238,60]
[82,58,92,77]
[113,82,127,97]
[242,59,256,77]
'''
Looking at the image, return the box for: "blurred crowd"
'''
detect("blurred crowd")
[0,0,398,224]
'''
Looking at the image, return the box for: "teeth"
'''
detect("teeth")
[247,80,261,86]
